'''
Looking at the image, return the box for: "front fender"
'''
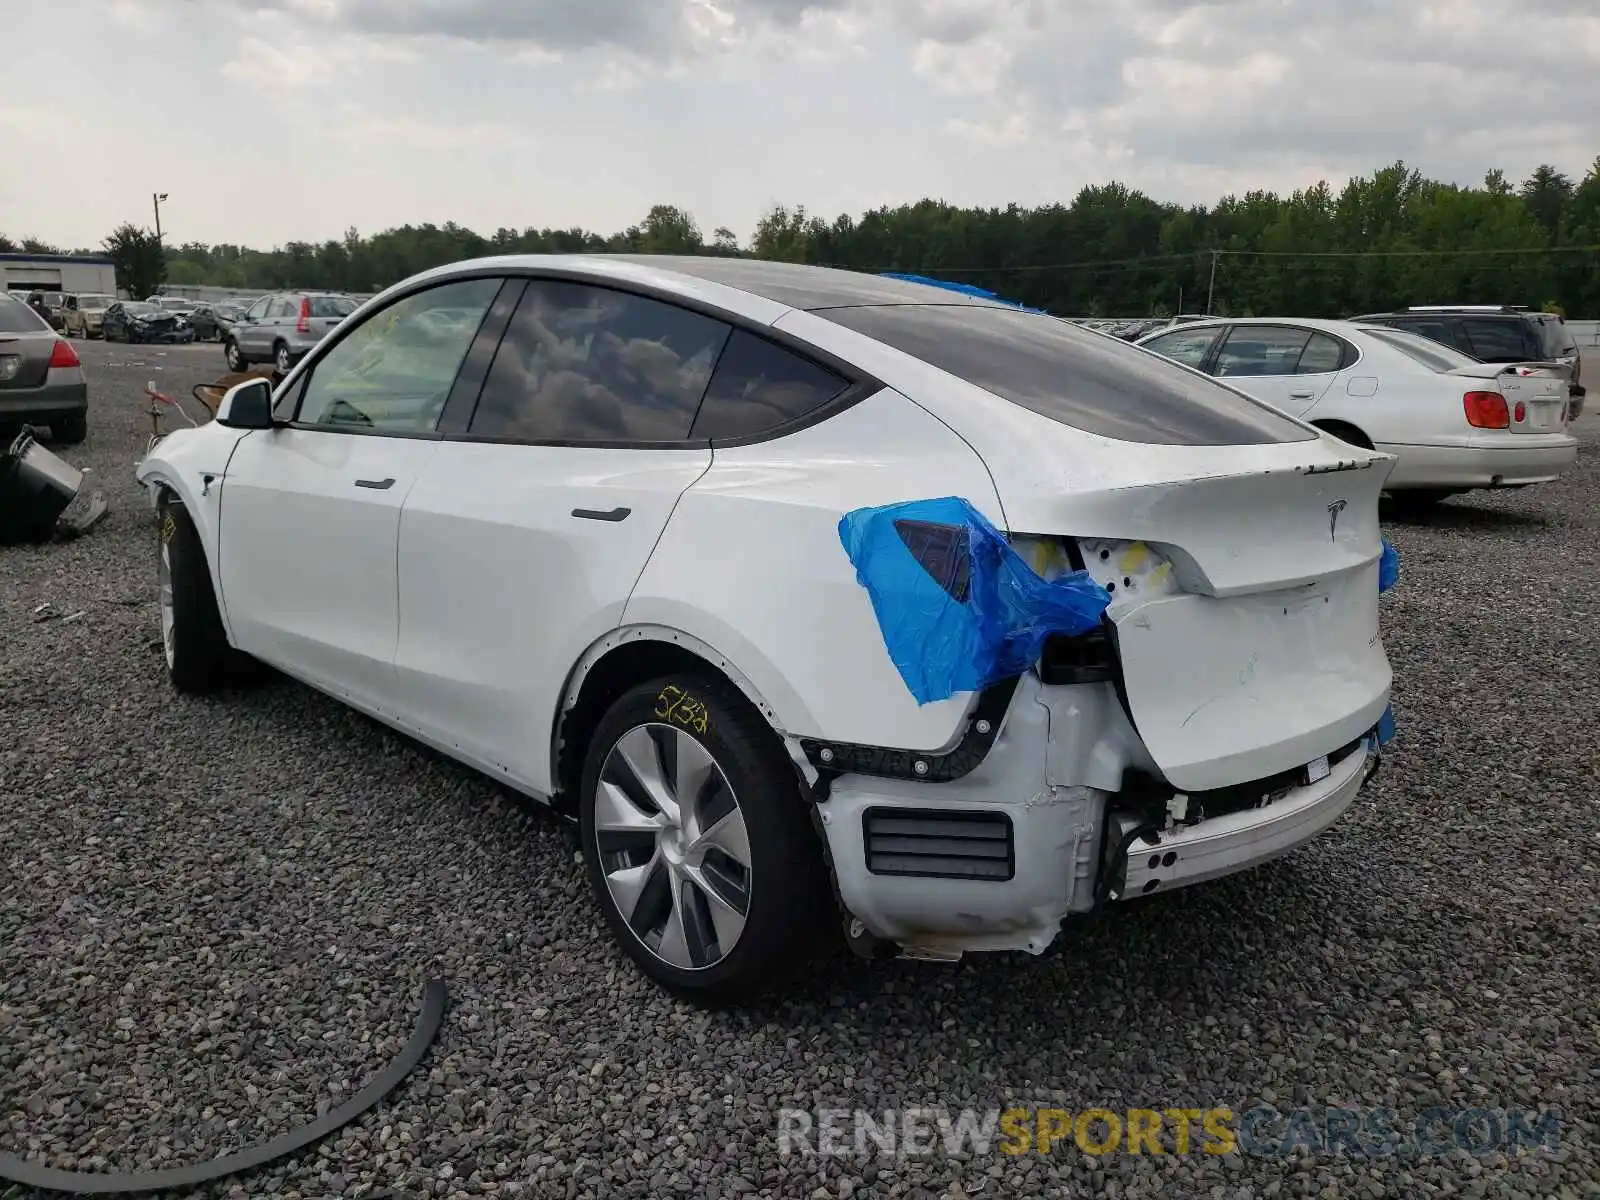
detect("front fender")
[135,423,254,641]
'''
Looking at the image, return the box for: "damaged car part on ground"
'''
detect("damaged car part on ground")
[0,980,447,1197]
[0,427,108,545]
[134,255,1400,1004]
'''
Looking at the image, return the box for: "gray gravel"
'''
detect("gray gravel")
[2,337,1597,1199]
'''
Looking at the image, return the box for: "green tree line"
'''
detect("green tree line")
[5,158,1599,316]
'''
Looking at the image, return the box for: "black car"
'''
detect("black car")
[182,302,229,341]
[1352,305,1585,416]
[102,301,196,344]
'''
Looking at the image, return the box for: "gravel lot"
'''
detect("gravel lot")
[2,338,1597,1199]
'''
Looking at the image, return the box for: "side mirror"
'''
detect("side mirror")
[216,378,276,430]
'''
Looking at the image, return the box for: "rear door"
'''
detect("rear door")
[217,275,504,708]
[1210,324,1345,416]
[390,276,733,792]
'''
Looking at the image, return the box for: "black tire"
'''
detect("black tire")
[158,496,259,694]
[225,338,247,371]
[274,341,292,374]
[52,414,87,445]
[578,673,833,1005]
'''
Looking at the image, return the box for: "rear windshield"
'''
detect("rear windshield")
[0,295,51,332]
[818,304,1316,445]
[311,296,357,317]
[1534,317,1577,357]
[1362,327,1480,372]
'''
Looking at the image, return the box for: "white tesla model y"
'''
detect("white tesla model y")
[136,256,1398,1002]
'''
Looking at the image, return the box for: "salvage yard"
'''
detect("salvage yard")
[2,337,1597,1198]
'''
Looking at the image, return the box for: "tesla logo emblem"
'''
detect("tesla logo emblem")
[1327,499,1348,541]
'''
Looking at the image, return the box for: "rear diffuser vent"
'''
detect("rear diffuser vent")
[862,808,1015,881]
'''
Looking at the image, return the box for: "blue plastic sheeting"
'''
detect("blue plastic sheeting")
[1377,703,1397,745]
[838,496,1112,704]
[1378,538,1399,593]
[877,273,1049,314]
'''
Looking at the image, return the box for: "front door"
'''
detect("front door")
[215,275,505,709]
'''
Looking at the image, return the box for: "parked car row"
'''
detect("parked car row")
[1134,314,1579,510]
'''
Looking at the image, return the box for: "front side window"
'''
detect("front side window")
[688,329,849,440]
[295,277,502,432]
[819,304,1315,445]
[245,297,271,321]
[468,280,730,442]
[1213,325,1313,378]
[1140,326,1221,370]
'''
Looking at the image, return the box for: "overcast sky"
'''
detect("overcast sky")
[4,0,1598,251]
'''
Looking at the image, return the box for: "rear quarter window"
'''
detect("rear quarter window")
[819,304,1316,445]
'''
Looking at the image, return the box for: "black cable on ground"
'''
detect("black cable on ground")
[0,979,447,1197]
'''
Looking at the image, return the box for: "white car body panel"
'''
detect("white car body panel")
[133,256,1402,963]
[218,428,442,710]
[625,386,1006,758]
[1136,317,1578,492]
[392,442,713,794]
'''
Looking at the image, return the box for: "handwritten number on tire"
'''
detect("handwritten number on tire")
[655,684,710,735]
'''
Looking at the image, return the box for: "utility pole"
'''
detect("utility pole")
[1205,249,1220,315]
[153,192,169,242]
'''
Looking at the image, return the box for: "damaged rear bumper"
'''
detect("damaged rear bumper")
[809,672,1383,960]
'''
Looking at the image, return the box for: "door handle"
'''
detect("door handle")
[1289,392,1316,400]
[355,477,396,490]
[572,506,631,522]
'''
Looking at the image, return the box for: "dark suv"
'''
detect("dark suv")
[1351,306,1585,417]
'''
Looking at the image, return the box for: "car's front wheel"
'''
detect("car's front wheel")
[579,674,833,1004]
[274,342,292,374]
[225,339,246,371]
[158,497,261,693]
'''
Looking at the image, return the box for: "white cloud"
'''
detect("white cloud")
[2,0,1599,250]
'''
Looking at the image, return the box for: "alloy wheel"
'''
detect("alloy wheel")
[158,536,176,670]
[593,723,753,971]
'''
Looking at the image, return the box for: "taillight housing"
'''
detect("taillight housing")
[1463,391,1509,429]
[296,296,311,333]
[48,339,80,369]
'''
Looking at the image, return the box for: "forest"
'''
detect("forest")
[5,158,1599,317]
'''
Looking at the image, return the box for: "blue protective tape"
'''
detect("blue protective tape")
[1378,538,1399,593]
[1377,703,1396,745]
[838,496,1112,704]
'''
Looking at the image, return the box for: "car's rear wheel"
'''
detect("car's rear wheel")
[158,497,260,693]
[578,674,832,1005]
[52,414,86,445]
[274,342,292,374]
[225,339,246,371]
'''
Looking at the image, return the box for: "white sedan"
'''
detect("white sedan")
[137,257,1396,1002]
[1136,317,1577,511]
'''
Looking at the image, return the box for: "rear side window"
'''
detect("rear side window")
[0,295,49,333]
[1214,325,1312,377]
[312,296,357,318]
[1362,327,1480,372]
[820,304,1315,445]
[688,329,850,440]
[470,280,731,442]
[1298,332,1349,373]
[1461,319,1534,362]
[1139,326,1219,369]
